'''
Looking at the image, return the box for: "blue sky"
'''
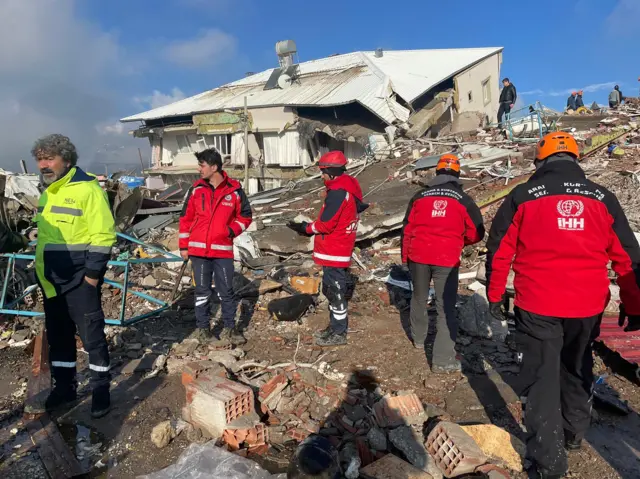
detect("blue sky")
[0,0,638,170]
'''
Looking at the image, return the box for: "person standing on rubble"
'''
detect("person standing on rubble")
[609,85,623,108]
[498,77,517,126]
[485,132,640,479]
[575,90,584,109]
[401,154,484,373]
[33,134,116,419]
[287,151,368,347]
[179,148,252,346]
[566,91,578,111]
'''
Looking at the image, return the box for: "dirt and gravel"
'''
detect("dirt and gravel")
[0,274,638,478]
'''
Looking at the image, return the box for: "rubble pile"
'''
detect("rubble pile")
[168,345,521,478]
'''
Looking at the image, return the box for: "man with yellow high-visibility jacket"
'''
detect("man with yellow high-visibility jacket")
[32,134,116,419]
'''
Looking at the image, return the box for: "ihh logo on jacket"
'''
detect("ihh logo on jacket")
[557,199,584,231]
[432,200,448,218]
[346,220,358,234]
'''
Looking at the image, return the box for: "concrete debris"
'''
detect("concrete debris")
[388,426,429,470]
[457,287,508,341]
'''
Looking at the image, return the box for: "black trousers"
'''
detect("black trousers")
[44,280,110,391]
[409,261,458,363]
[191,256,236,329]
[497,103,511,125]
[322,266,348,335]
[514,308,601,476]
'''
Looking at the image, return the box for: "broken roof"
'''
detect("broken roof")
[121,47,503,126]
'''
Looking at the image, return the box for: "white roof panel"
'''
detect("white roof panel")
[121,47,502,125]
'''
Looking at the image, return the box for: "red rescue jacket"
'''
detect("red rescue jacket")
[402,176,485,267]
[486,160,640,317]
[179,172,252,259]
[305,174,368,268]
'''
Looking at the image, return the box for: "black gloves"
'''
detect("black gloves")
[489,301,506,323]
[618,304,640,332]
[287,221,310,236]
[228,227,236,239]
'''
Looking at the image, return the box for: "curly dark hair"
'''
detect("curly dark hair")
[31,134,78,166]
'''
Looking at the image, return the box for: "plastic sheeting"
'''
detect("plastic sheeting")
[3,173,41,204]
[263,131,311,167]
[138,441,279,479]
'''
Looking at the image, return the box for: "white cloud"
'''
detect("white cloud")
[606,0,640,36]
[133,88,186,110]
[520,89,544,96]
[96,121,128,136]
[0,0,142,170]
[548,81,619,97]
[164,29,237,68]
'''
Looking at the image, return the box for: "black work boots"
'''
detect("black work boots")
[45,385,77,411]
[315,331,347,347]
[91,385,111,419]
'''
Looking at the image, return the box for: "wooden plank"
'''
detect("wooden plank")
[23,331,51,418]
[27,414,85,478]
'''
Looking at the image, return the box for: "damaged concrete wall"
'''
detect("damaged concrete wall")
[454,53,502,123]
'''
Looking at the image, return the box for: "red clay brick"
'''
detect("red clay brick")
[356,437,376,467]
[373,394,425,428]
[259,374,288,401]
[287,428,311,442]
[248,444,269,456]
[183,374,254,438]
[425,421,488,477]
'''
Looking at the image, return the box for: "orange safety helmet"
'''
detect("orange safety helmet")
[436,154,461,173]
[535,132,580,161]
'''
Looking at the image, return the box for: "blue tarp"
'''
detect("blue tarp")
[119,176,145,188]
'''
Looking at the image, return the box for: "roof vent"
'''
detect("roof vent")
[375,48,383,58]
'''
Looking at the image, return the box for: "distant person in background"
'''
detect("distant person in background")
[575,90,584,109]
[609,85,623,108]
[566,91,578,111]
[498,78,517,126]
[0,222,28,253]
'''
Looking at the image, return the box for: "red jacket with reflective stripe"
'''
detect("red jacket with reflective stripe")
[486,160,640,317]
[305,174,368,268]
[179,173,252,259]
[402,179,485,267]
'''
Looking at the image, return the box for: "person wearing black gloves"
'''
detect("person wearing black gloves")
[0,221,29,253]
[485,132,640,479]
[288,151,367,347]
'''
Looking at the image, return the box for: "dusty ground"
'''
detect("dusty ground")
[0,278,639,478]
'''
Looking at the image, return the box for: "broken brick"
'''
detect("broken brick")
[287,428,311,442]
[259,374,289,412]
[425,421,488,477]
[182,372,254,438]
[356,437,376,467]
[248,444,269,456]
[373,393,425,428]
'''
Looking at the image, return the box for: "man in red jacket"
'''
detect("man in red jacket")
[287,151,367,347]
[402,154,484,372]
[179,148,252,346]
[486,132,640,479]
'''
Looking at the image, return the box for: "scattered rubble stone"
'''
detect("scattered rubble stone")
[150,420,174,448]
[173,338,199,356]
[461,424,525,472]
[388,426,429,470]
[373,393,426,427]
[367,427,388,451]
[360,452,435,478]
[142,275,158,287]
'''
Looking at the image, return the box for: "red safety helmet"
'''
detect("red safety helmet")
[318,151,347,169]
[436,154,461,173]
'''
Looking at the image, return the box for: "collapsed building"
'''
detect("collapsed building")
[120,41,504,192]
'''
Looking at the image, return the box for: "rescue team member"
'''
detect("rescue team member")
[566,91,577,111]
[179,148,252,346]
[401,154,484,373]
[575,90,584,109]
[33,134,116,419]
[287,151,368,347]
[486,132,640,479]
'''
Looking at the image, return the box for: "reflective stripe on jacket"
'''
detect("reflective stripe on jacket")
[178,172,252,259]
[305,174,368,268]
[35,167,116,298]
